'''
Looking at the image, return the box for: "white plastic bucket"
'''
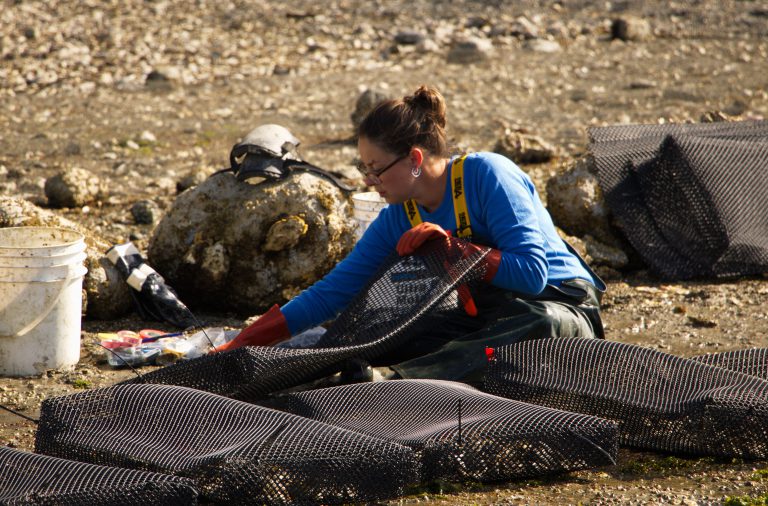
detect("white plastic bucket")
[0,227,87,376]
[351,192,388,240]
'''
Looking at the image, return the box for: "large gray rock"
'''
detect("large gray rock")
[0,197,131,319]
[147,172,357,314]
[546,157,619,247]
[44,167,107,208]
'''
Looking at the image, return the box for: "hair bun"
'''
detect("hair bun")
[407,85,447,128]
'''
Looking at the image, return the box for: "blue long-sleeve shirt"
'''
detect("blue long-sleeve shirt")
[281,152,595,334]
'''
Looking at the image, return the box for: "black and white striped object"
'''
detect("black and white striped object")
[35,383,419,505]
[0,446,197,505]
[485,337,768,458]
[282,379,618,483]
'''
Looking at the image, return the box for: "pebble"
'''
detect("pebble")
[130,199,161,224]
[611,16,653,42]
[524,39,562,53]
[447,36,493,64]
[394,30,426,45]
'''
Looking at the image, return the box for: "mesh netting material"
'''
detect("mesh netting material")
[590,120,768,279]
[119,240,490,401]
[691,348,768,380]
[485,337,768,458]
[34,384,419,505]
[280,379,618,482]
[0,446,197,506]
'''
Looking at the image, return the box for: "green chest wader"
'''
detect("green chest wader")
[384,154,607,384]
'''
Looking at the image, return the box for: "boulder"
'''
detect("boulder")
[546,157,619,247]
[147,172,357,314]
[44,167,107,208]
[0,197,132,319]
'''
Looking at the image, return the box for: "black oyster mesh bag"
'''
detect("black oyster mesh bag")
[280,379,618,482]
[692,348,768,380]
[0,446,197,506]
[35,383,419,505]
[590,120,768,279]
[485,337,768,458]
[120,238,490,401]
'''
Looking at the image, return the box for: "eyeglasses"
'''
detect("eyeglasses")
[356,155,407,181]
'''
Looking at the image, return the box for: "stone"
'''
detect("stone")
[524,39,561,53]
[44,167,107,208]
[493,129,557,164]
[584,234,629,269]
[0,197,132,319]
[446,36,493,64]
[130,199,161,225]
[545,157,620,247]
[350,88,390,130]
[509,16,540,39]
[176,169,212,193]
[611,16,652,42]
[63,141,81,156]
[394,30,425,45]
[147,172,357,313]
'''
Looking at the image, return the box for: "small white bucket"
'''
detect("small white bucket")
[0,227,87,376]
[351,192,388,240]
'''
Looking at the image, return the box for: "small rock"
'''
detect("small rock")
[700,110,737,123]
[145,69,174,90]
[139,130,157,144]
[611,16,652,41]
[584,234,629,269]
[44,167,107,208]
[629,79,657,89]
[465,17,489,29]
[130,199,161,225]
[447,37,493,64]
[125,140,140,150]
[351,88,390,130]
[524,39,561,53]
[64,141,81,156]
[415,38,440,53]
[394,30,425,45]
[509,16,541,39]
[176,169,211,193]
[493,129,557,164]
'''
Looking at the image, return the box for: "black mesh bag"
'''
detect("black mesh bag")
[484,337,768,458]
[34,384,419,505]
[280,379,618,482]
[590,120,768,279]
[0,446,197,506]
[691,348,768,380]
[119,239,490,400]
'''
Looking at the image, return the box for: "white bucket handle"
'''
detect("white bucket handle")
[0,264,87,338]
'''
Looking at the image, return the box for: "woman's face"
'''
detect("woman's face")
[357,136,412,203]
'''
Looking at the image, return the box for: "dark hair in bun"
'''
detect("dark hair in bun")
[358,85,449,157]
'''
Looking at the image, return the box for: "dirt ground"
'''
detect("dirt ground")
[1,0,768,504]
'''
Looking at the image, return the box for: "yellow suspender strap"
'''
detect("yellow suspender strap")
[404,198,422,228]
[403,155,472,237]
[451,155,472,238]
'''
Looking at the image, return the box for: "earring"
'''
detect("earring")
[411,165,422,178]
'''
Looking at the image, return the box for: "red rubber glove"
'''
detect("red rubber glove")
[212,304,291,353]
[397,222,502,283]
[396,222,450,256]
